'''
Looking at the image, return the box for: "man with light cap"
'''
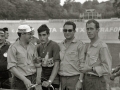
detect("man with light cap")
[0,28,11,89]
[7,25,37,90]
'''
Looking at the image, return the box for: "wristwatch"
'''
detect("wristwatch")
[48,80,52,84]
[80,80,83,83]
[79,79,83,83]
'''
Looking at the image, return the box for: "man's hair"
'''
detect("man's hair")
[63,21,76,31]
[37,24,50,34]
[86,19,100,29]
[17,32,22,37]
[3,27,8,32]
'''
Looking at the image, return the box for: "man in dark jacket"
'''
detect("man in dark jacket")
[0,28,11,89]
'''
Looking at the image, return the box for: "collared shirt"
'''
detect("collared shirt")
[0,43,11,78]
[7,40,37,76]
[37,40,60,84]
[59,38,85,76]
[85,39,112,77]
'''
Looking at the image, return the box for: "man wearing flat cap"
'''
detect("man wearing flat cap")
[0,28,11,89]
[7,25,38,90]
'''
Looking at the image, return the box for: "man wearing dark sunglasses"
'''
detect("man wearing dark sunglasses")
[59,21,85,90]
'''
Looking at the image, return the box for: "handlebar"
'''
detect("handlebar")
[28,83,54,90]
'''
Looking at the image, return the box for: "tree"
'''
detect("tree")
[0,0,16,19]
[83,1,93,9]
[29,3,48,19]
[64,0,75,4]
[112,0,120,17]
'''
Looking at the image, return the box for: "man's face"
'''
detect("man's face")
[63,25,75,40]
[0,33,5,44]
[86,22,99,40]
[38,31,49,44]
[22,32,33,43]
[5,31,9,39]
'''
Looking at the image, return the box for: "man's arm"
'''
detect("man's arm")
[48,61,59,83]
[10,67,32,88]
[93,46,112,77]
[76,42,85,89]
[7,46,32,88]
[42,43,60,87]
[78,42,86,80]
[48,43,60,83]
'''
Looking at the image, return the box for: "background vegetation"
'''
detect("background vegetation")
[0,0,119,20]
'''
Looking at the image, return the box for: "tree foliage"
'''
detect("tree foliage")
[0,0,117,19]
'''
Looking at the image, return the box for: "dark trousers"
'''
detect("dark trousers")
[0,78,11,89]
[83,74,107,90]
[11,73,36,90]
[60,75,79,90]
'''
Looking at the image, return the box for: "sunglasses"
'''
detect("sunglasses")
[63,29,73,32]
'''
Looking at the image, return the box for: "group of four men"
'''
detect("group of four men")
[0,19,112,90]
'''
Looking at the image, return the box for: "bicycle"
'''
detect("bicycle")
[28,77,55,90]
[0,77,55,90]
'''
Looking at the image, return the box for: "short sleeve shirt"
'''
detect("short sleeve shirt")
[37,40,60,84]
[7,40,37,76]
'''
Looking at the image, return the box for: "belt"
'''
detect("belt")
[14,73,36,80]
[26,73,36,78]
[85,73,102,78]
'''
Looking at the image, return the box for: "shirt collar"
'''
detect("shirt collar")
[41,40,51,47]
[62,38,77,44]
[90,38,101,47]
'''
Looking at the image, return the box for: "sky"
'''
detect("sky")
[60,0,109,5]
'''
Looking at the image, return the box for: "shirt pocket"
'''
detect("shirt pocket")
[16,54,26,65]
[89,55,98,65]
[68,51,77,60]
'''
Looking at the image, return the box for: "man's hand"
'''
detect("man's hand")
[42,81,51,87]
[36,85,42,90]
[33,57,42,63]
[76,80,82,90]
[33,57,42,68]
[23,78,32,89]
[112,67,120,74]
[110,74,116,81]
[79,65,92,73]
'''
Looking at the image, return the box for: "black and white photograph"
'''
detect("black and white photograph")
[0,0,120,90]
